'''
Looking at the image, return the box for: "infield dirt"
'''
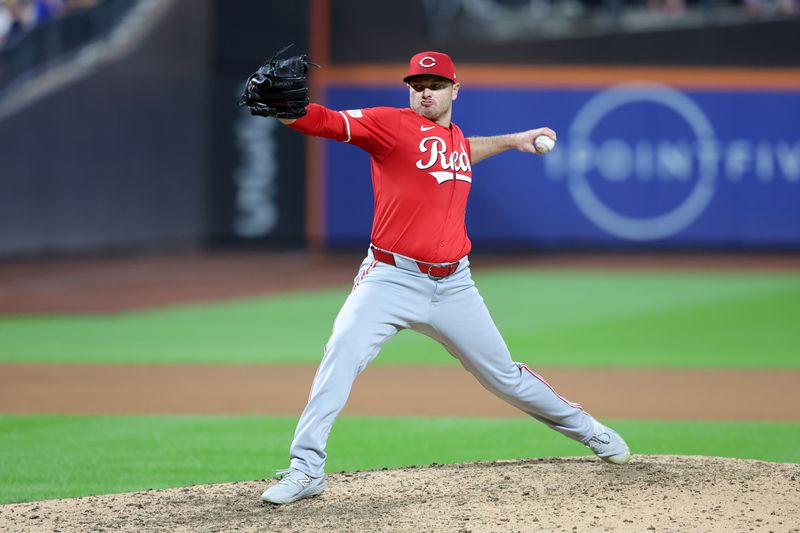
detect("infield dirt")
[2,364,799,420]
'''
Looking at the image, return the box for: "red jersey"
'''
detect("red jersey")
[289,103,473,263]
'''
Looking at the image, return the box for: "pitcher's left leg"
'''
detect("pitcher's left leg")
[425,269,629,463]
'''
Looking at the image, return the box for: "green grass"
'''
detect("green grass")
[1,269,798,368]
[0,415,798,504]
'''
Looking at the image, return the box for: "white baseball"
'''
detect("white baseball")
[534,135,555,154]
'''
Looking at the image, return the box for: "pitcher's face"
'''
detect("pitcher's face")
[408,75,459,123]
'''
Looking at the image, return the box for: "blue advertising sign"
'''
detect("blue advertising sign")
[323,83,800,249]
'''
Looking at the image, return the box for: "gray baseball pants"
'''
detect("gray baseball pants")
[288,247,595,478]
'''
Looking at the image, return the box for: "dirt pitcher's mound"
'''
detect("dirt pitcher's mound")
[1,456,798,533]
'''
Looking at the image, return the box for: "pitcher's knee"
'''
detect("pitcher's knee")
[515,362,548,386]
[470,364,522,395]
[324,333,377,373]
[327,327,372,354]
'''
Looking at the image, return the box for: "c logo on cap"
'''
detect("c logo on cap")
[419,56,437,68]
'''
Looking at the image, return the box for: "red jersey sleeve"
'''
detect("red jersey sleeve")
[288,104,400,158]
[338,107,399,157]
[287,103,349,142]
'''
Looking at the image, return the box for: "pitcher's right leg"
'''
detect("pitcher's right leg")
[263,260,412,504]
[288,279,401,478]
[283,256,435,480]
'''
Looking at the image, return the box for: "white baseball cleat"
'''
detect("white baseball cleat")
[261,468,326,504]
[584,419,631,465]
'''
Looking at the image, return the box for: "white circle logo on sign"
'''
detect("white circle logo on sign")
[567,83,718,241]
[419,56,437,68]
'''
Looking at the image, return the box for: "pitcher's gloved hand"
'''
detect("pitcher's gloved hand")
[239,44,316,119]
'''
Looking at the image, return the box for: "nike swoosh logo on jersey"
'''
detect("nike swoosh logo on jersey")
[420,125,435,131]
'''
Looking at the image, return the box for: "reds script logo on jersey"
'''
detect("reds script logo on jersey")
[416,136,472,184]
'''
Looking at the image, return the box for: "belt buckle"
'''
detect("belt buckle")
[426,262,457,280]
[426,264,444,280]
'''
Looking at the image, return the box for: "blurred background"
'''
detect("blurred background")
[0,0,798,259]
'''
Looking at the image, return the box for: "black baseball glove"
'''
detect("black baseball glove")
[239,44,316,119]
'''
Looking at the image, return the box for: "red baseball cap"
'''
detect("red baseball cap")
[403,51,457,83]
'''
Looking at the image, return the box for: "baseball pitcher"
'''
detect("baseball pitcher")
[240,49,631,505]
